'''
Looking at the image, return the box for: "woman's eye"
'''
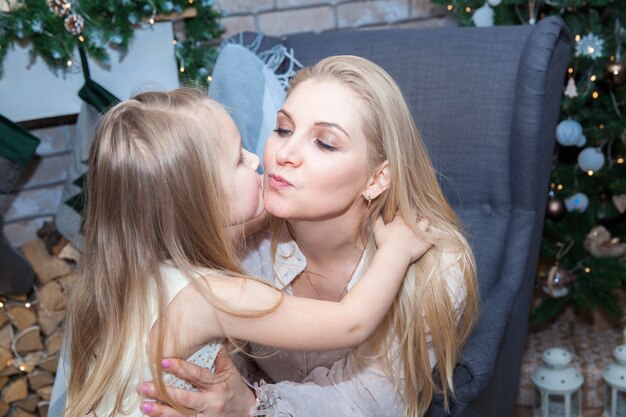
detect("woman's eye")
[315,139,337,152]
[273,127,292,137]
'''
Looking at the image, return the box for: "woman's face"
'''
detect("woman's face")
[263,79,371,221]
[217,109,265,226]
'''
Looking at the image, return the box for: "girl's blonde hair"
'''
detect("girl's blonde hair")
[282,56,479,417]
[65,88,255,417]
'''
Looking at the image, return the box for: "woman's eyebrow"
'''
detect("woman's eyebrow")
[314,122,351,139]
[279,109,351,139]
[278,109,292,120]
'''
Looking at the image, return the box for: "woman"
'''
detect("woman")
[142,55,479,417]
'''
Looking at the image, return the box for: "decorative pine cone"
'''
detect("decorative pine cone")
[47,0,71,17]
[64,13,84,36]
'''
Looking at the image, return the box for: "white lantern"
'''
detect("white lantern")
[602,344,626,417]
[532,347,584,417]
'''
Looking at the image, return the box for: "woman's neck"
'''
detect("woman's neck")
[287,216,364,269]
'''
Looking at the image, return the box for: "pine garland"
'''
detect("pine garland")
[430,0,626,326]
[0,0,223,88]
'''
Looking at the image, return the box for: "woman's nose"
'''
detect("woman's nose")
[275,136,302,167]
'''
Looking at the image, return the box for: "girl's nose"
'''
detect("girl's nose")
[244,149,260,170]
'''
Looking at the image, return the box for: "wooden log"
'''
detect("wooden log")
[38,401,49,417]
[0,376,8,390]
[1,376,28,403]
[0,346,11,372]
[57,273,77,289]
[0,312,7,328]
[57,241,81,263]
[45,330,64,356]
[37,308,65,337]
[21,240,72,284]
[15,327,43,355]
[38,280,67,312]
[13,409,37,417]
[7,306,37,331]
[37,354,59,373]
[0,324,12,350]
[27,369,54,390]
[35,385,52,401]
[16,394,39,413]
[0,401,8,417]
[0,364,18,377]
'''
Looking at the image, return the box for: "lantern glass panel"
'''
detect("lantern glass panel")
[533,387,543,416]
[548,394,566,416]
[618,390,626,417]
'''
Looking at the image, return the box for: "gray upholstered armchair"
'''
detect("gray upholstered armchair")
[243,16,571,417]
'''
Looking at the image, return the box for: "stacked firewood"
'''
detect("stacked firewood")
[0,235,79,417]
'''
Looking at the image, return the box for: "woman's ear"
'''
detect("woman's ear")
[362,160,390,201]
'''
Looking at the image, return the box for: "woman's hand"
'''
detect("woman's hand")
[373,215,432,265]
[139,349,256,417]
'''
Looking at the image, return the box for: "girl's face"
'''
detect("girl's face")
[263,79,371,221]
[218,109,264,226]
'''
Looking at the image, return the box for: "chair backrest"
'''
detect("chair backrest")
[260,17,570,416]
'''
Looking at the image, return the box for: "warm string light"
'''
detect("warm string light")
[599,123,605,129]
[550,183,564,191]
[575,34,581,42]
[172,39,177,45]
[584,267,591,273]
[149,18,155,24]
[568,67,574,74]
[617,157,624,164]
[78,35,84,42]
[587,170,594,176]
[592,91,599,99]
[590,74,597,82]
[447,4,453,10]
[465,6,471,12]
[207,75,212,82]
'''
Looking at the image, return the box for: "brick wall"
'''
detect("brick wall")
[3,0,450,247]
[219,0,450,38]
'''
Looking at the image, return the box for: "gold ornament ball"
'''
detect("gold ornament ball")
[541,265,575,298]
[605,61,626,86]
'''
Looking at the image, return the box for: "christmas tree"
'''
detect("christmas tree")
[430,0,626,325]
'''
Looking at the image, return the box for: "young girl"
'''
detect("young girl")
[63,88,430,417]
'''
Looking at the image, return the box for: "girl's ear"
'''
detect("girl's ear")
[362,160,390,201]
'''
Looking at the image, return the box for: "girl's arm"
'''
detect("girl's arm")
[180,216,431,352]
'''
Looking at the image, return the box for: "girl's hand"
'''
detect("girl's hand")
[139,349,256,417]
[373,215,433,264]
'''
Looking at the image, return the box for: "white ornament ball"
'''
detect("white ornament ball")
[578,147,605,172]
[472,3,494,27]
[556,119,583,147]
[564,193,589,213]
[487,0,502,6]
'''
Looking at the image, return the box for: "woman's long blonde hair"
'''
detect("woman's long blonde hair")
[281,56,479,417]
[64,88,251,417]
